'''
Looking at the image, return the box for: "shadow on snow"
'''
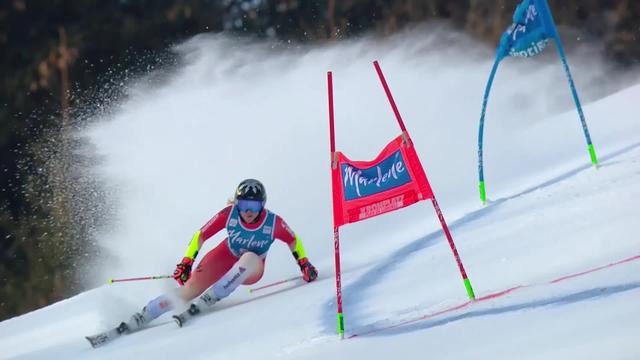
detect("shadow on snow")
[357,281,640,337]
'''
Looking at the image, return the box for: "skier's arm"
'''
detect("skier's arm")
[183,205,232,261]
[173,205,232,285]
[287,234,307,260]
[183,230,203,261]
[275,217,318,282]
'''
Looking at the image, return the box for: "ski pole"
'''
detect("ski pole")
[107,275,173,284]
[248,275,302,294]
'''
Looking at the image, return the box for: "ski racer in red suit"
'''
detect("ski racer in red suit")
[120,179,318,332]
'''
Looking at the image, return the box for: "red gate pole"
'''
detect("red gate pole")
[373,60,407,133]
[431,198,476,300]
[328,71,346,338]
[374,60,476,301]
[333,226,345,338]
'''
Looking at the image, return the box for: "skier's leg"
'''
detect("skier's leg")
[133,252,264,330]
[194,251,265,309]
[178,240,238,301]
[123,294,176,332]
[124,242,237,331]
[172,252,265,326]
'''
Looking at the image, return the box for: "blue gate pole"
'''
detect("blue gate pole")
[478,57,501,204]
[538,0,598,166]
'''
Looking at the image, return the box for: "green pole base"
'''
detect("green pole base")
[337,313,345,339]
[464,278,476,300]
[479,181,487,205]
[588,144,598,167]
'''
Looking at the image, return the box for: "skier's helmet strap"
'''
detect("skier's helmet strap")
[234,179,267,203]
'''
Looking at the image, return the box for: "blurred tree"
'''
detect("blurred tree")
[0,0,228,320]
[609,0,640,65]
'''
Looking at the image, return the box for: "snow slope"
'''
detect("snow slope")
[1,27,639,360]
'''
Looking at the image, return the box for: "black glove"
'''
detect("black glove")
[297,257,318,282]
[173,257,194,286]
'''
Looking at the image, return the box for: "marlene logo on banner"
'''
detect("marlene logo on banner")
[332,134,433,226]
[342,149,410,200]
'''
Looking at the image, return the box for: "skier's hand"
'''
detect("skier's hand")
[297,258,318,282]
[173,257,194,286]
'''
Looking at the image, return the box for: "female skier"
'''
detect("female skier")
[122,179,318,331]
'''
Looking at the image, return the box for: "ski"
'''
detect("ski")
[85,322,128,348]
[85,319,174,348]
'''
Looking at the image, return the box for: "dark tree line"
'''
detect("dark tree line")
[0,0,638,321]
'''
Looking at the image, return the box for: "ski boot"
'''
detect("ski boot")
[173,292,219,327]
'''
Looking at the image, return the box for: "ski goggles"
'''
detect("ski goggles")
[236,199,264,212]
